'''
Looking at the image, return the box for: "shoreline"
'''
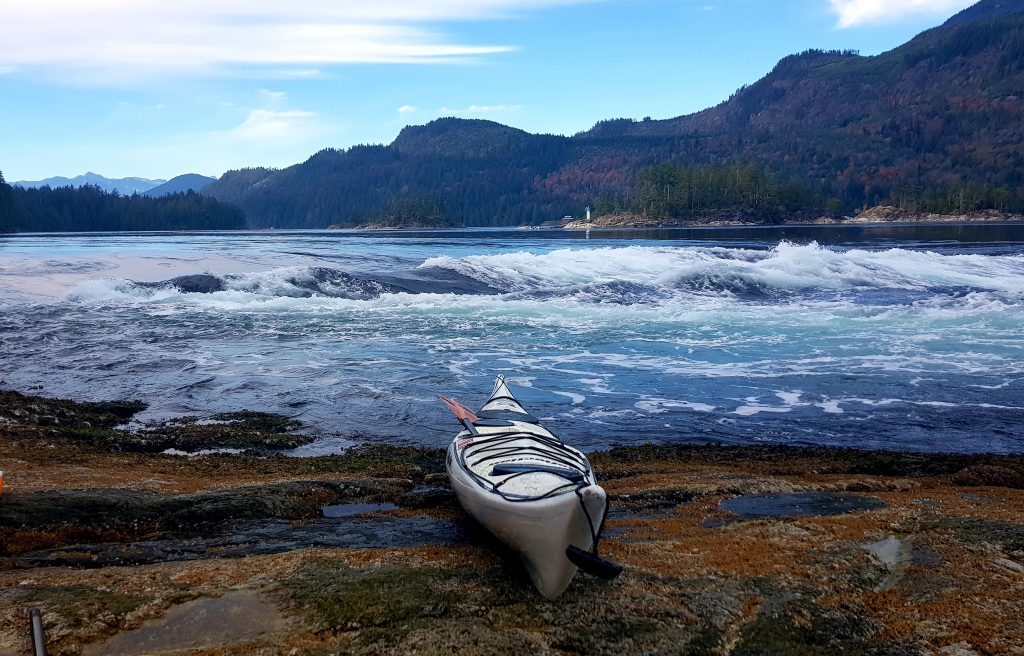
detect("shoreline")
[561,206,1024,230]
[6,216,1024,236]
[2,388,1023,654]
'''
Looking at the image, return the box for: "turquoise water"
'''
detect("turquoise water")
[1,224,1023,454]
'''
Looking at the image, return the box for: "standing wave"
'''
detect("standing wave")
[419,242,1024,297]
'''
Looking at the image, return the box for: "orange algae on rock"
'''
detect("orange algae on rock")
[2,393,1024,654]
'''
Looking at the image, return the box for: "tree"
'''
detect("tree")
[0,170,14,233]
[2,183,246,232]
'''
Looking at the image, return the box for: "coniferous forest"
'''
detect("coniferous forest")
[204,1,1024,228]
[5,0,1024,231]
[0,173,245,233]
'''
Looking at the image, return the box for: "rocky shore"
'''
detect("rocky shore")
[2,389,1023,655]
[562,206,1024,229]
[327,223,455,230]
[845,205,1024,224]
[562,212,765,229]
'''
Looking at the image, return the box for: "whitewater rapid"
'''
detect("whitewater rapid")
[1,229,1022,453]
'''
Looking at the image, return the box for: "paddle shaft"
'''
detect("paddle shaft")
[29,608,46,656]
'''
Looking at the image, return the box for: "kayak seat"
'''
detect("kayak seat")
[476,409,541,424]
[490,463,585,482]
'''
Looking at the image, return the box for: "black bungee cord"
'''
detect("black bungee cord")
[454,425,610,559]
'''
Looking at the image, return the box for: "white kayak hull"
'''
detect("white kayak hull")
[447,442,608,599]
[442,376,611,599]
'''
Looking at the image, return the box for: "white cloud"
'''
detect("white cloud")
[398,105,418,113]
[0,1,594,82]
[228,109,319,141]
[830,0,975,28]
[440,104,524,115]
[258,89,288,103]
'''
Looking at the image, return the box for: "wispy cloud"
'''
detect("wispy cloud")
[228,109,320,141]
[0,1,594,82]
[398,105,418,114]
[258,89,288,104]
[829,0,975,28]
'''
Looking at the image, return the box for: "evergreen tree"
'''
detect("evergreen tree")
[1,184,246,233]
[0,171,13,233]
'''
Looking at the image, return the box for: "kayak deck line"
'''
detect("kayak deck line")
[441,375,622,598]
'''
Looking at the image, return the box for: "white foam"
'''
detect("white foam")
[161,448,244,457]
[285,436,357,457]
[817,400,844,414]
[635,398,716,414]
[577,378,614,394]
[775,390,803,404]
[552,390,586,404]
[971,379,1015,390]
[422,242,1024,296]
[733,404,794,416]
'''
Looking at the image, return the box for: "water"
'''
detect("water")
[1,224,1023,454]
[718,493,886,518]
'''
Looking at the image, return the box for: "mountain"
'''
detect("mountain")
[14,172,167,195]
[209,128,575,228]
[205,0,1024,227]
[946,0,1024,25]
[143,174,217,197]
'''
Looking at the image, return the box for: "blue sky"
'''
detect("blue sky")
[0,0,976,182]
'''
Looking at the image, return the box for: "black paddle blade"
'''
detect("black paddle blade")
[566,545,623,580]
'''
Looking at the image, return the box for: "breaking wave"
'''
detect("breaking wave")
[421,241,1024,298]
[6,231,1023,454]
[65,242,1024,309]
[69,267,406,303]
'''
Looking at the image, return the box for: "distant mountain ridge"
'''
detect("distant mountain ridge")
[143,174,217,197]
[204,0,1024,227]
[14,172,166,195]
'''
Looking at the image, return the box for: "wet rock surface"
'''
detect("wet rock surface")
[0,480,392,560]
[15,514,467,568]
[0,389,316,452]
[82,590,289,656]
[2,391,1024,655]
[719,491,886,518]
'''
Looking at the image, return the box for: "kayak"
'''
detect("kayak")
[440,375,621,599]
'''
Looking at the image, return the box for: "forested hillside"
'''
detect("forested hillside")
[577,0,1024,212]
[0,173,245,233]
[209,124,577,228]
[205,0,1024,228]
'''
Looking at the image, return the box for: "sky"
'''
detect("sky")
[0,0,977,182]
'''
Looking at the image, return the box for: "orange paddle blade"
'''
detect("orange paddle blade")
[438,395,478,424]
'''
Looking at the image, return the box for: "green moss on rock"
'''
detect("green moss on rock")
[286,559,454,632]
[19,584,144,629]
